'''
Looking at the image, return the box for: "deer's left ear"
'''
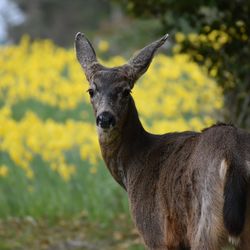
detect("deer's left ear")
[124,33,169,87]
[75,32,103,81]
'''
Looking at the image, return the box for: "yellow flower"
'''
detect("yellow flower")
[210,67,218,77]
[204,25,211,32]
[188,33,198,43]
[0,165,9,177]
[172,44,182,54]
[208,30,219,42]
[98,40,109,52]
[175,32,185,43]
[89,166,97,175]
[26,169,34,179]
[58,164,76,182]
[0,36,223,182]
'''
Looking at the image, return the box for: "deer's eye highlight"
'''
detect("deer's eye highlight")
[87,89,95,98]
[122,89,131,98]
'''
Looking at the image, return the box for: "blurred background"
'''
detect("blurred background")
[0,0,249,249]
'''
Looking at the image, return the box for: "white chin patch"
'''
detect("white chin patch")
[97,126,117,142]
[97,125,114,133]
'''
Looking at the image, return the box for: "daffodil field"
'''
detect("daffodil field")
[0,37,223,226]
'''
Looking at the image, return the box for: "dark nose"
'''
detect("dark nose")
[96,112,116,129]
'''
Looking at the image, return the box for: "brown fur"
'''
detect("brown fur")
[75,32,250,250]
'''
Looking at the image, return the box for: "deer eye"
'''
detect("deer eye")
[87,88,95,98]
[122,89,131,98]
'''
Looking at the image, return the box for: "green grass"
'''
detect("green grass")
[0,149,128,220]
[0,150,144,249]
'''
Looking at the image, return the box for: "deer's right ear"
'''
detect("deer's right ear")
[75,32,102,81]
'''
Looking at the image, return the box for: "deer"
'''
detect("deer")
[75,32,250,250]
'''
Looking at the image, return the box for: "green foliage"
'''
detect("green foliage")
[118,0,250,129]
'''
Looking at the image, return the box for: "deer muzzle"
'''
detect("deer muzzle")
[96,111,116,129]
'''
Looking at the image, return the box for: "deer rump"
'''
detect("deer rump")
[75,32,250,249]
[128,123,250,249]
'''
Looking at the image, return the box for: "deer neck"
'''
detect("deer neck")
[98,97,149,190]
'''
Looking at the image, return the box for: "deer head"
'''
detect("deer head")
[75,32,168,139]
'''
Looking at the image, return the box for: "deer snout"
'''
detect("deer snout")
[96,112,116,129]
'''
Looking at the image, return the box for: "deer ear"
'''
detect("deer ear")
[75,32,103,81]
[126,33,169,85]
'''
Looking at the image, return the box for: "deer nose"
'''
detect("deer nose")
[96,112,116,129]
